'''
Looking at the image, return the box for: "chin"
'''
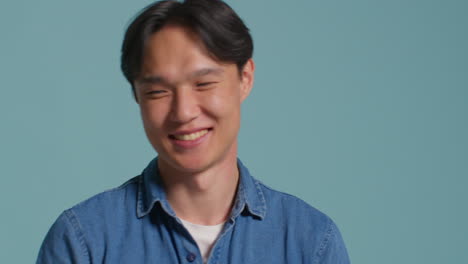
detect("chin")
[160,153,213,174]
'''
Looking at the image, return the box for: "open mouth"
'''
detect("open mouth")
[169,128,213,141]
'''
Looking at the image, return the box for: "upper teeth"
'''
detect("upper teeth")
[173,129,208,141]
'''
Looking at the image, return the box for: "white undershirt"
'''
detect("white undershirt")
[180,219,225,263]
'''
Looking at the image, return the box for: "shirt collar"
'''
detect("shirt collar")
[137,157,266,220]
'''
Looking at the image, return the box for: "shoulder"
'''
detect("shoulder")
[70,175,140,214]
[37,176,141,263]
[254,179,350,263]
[255,179,330,224]
[53,175,141,240]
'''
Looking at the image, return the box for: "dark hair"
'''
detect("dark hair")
[120,0,253,98]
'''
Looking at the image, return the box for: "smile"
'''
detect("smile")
[172,129,209,141]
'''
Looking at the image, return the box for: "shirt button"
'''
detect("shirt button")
[186,252,196,262]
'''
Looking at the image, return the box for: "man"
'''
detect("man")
[37,0,350,263]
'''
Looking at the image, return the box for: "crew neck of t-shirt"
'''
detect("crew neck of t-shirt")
[179,218,226,263]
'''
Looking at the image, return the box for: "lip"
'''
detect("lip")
[169,128,212,149]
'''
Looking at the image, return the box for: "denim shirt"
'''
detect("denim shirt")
[37,158,350,263]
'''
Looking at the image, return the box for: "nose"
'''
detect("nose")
[169,87,200,123]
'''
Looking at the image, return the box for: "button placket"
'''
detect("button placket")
[171,217,202,263]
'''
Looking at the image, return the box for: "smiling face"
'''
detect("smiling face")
[134,25,254,174]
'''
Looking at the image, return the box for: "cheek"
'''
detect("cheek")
[203,85,241,118]
[140,103,167,131]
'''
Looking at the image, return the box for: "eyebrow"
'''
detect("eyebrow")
[189,67,224,79]
[137,67,224,86]
[138,76,164,85]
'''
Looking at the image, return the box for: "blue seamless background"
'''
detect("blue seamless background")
[0,0,467,263]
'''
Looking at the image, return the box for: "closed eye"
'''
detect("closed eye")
[146,90,166,95]
[197,82,217,87]
[144,90,169,99]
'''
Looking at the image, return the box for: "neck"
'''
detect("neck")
[158,145,239,225]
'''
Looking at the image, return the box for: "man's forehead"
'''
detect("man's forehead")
[137,25,225,79]
[144,24,207,58]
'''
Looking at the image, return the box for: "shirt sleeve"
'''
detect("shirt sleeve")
[36,210,90,264]
[317,219,351,264]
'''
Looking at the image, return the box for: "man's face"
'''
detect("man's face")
[134,25,254,173]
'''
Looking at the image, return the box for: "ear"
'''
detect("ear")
[240,58,255,103]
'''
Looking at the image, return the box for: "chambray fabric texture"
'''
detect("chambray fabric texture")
[36,158,350,264]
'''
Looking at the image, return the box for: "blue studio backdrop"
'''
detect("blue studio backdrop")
[0,0,467,263]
